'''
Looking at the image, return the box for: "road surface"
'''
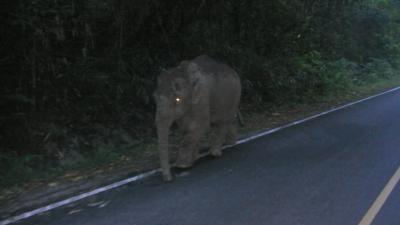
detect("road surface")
[13,89,400,225]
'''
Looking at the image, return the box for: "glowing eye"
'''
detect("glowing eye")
[175,97,181,103]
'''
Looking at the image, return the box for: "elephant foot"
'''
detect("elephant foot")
[210,148,222,157]
[225,133,237,146]
[174,162,193,169]
[162,172,173,182]
[174,157,194,169]
[224,139,236,146]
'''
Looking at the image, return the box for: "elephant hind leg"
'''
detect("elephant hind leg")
[224,122,238,146]
[209,122,229,157]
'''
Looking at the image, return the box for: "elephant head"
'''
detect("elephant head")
[153,61,204,181]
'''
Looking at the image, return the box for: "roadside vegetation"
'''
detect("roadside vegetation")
[1,0,400,191]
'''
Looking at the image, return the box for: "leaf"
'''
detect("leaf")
[68,209,83,215]
[2,95,34,105]
[48,182,59,187]
[87,200,105,207]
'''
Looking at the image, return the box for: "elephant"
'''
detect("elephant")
[153,55,242,181]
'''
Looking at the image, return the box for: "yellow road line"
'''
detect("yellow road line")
[358,166,400,225]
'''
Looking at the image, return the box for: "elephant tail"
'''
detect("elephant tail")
[237,109,245,127]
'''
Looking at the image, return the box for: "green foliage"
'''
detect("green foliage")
[0,152,48,187]
[1,0,400,187]
[361,58,396,82]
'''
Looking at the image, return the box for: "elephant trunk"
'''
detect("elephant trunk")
[156,111,173,181]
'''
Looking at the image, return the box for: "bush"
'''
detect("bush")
[1,0,400,187]
[360,58,396,83]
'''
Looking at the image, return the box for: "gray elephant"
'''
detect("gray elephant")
[154,55,242,181]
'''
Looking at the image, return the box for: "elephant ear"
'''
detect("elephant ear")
[169,61,190,95]
[187,62,206,105]
[178,60,189,69]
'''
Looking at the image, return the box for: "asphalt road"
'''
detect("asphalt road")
[16,89,400,225]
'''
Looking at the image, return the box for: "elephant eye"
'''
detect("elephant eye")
[175,97,182,103]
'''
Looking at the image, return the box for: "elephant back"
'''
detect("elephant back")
[191,55,241,123]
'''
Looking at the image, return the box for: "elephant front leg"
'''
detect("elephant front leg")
[175,125,205,168]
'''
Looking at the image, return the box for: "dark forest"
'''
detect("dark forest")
[1,0,400,187]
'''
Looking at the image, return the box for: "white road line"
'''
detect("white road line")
[227,86,400,147]
[0,170,159,225]
[358,166,400,225]
[1,86,400,225]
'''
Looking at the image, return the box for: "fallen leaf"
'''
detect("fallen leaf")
[68,209,83,215]
[72,176,84,182]
[87,201,105,207]
[99,201,110,208]
[48,182,58,187]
